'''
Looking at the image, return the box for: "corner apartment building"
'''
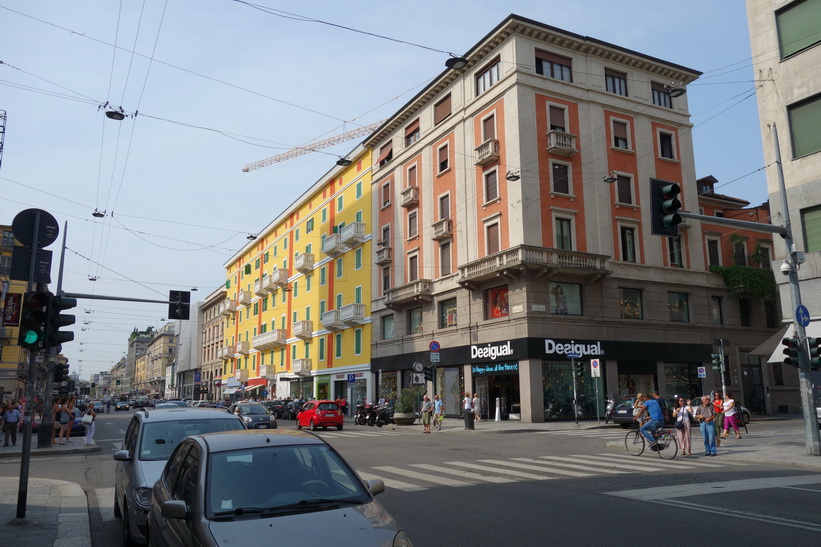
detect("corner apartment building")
[199,287,226,400]
[1,225,26,401]
[746,1,821,379]
[367,14,781,422]
[220,145,372,403]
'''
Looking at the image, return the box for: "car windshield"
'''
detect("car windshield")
[139,419,244,461]
[615,399,636,409]
[207,444,369,518]
[239,404,268,414]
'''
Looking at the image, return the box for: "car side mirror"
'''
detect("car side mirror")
[367,479,385,496]
[161,500,188,520]
[113,449,132,462]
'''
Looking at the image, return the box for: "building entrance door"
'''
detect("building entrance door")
[741,364,766,414]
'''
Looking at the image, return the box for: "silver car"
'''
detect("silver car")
[147,430,412,547]
[227,402,278,429]
[114,407,246,546]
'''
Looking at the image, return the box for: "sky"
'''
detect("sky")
[0,0,768,380]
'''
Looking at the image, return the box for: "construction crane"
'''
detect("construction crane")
[242,120,384,172]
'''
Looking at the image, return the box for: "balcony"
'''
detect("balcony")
[458,244,611,289]
[321,309,343,330]
[237,290,253,306]
[295,253,314,273]
[219,299,238,316]
[375,246,392,265]
[384,279,433,308]
[322,233,346,257]
[217,346,232,359]
[292,358,313,376]
[340,222,367,246]
[235,341,250,355]
[254,276,276,296]
[546,130,578,156]
[400,186,419,208]
[270,268,290,288]
[339,303,365,325]
[293,320,313,339]
[252,329,287,350]
[475,139,500,166]
[235,369,249,382]
[432,218,453,240]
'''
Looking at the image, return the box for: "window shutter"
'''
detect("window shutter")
[803,205,821,252]
[404,119,420,137]
[777,1,821,58]
[434,94,452,125]
[789,95,821,158]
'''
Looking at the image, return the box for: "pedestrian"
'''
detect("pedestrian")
[721,392,742,440]
[673,397,693,456]
[712,392,725,446]
[433,395,444,431]
[84,405,97,445]
[106,400,112,413]
[341,397,348,417]
[632,393,645,424]
[52,397,63,445]
[64,396,77,444]
[3,401,22,447]
[472,393,481,422]
[58,398,72,445]
[694,395,718,456]
[420,395,433,433]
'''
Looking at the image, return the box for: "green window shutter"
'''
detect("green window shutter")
[803,205,821,252]
[355,286,362,304]
[355,329,362,354]
[789,94,821,158]
[777,0,821,58]
[335,333,342,358]
[225,279,231,289]
[319,337,325,361]
[245,264,251,274]
[355,248,362,270]
[306,274,312,292]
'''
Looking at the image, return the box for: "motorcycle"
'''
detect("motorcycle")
[375,406,394,427]
[602,396,615,423]
[354,403,375,426]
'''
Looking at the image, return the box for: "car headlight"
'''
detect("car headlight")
[135,487,153,509]
[269,415,276,422]
[393,530,413,547]
[243,416,252,423]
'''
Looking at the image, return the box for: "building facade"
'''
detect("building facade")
[1,224,26,401]
[220,145,373,404]
[366,15,781,421]
[199,287,226,401]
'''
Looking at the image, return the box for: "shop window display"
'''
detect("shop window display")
[549,282,582,315]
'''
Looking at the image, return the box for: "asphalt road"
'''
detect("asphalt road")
[3,412,820,546]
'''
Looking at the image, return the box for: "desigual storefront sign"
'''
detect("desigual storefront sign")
[471,362,519,375]
[470,341,514,361]
[544,339,604,358]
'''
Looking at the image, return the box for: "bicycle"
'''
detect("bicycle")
[624,423,678,459]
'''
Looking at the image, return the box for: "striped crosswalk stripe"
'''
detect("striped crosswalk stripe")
[96,487,116,522]
[410,463,516,483]
[372,465,474,487]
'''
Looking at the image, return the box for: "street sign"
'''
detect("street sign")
[567,353,580,359]
[430,352,440,363]
[347,373,356,383]
[262,390,268,397]
[590,358,601,378]
[12,208,59,249]
[429,341,440,352]
[796,305,810,328]
[697,366,707,378]
[9,246,52,282]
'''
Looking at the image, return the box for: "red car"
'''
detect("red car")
[296,400,344,431]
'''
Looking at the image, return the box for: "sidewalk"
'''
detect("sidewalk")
[1,439,98,547]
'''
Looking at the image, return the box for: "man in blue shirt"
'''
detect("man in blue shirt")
[635,394,664,446]
[3,402,22,447]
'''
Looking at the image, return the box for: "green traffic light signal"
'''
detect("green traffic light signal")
[711,353,723,371]
[808,337,821,370]
[18,291,50,349]
[650,178,683,237]
[782,337,800,367]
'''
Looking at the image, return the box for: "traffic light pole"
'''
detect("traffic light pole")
[771,123,820,456]
[571,357,579,425]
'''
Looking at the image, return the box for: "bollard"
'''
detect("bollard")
[464,410,475,430]
[495,397,501,422]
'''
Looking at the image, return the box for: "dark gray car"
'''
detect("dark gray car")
[147,430,412,546]
[228,402,277,429]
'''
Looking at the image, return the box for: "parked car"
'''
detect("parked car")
[227,402,278,429]
[611,396,674,428]
[157,400,187,408]
[115,400,130,411]
[263,399,288,418]
[296,400,344,431]
[113,407,247,546]
[147,430,411,547]
[92,401,106,413]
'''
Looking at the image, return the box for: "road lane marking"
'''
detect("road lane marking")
[410,463,516,483]
[372,465,474,487]
[478,459,592,477]
[534,456,626,474]
[357,472,428,492]
[445,461,554,481]
[572,453,721,470]
[606,474,821,501]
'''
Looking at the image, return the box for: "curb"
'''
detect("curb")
[0,445,101,459]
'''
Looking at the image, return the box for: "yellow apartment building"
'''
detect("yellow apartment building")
[220,145,373,404]
[1,225,27,401]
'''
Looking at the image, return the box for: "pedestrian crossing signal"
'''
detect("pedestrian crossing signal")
[782,337,800,367]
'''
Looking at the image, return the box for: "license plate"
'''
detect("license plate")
[325,412,336,416]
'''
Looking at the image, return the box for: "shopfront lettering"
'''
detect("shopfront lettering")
[544,339,603,358]
[470,341,514,361]
[471,362,519,375]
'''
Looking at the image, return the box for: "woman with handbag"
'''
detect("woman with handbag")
[83,405,97,445]
[673,397,693,456]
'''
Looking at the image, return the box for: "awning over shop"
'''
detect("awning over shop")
[223,387,239,395]
[243,385,263,394]
[750,325,790,359]
[764,322,821,364]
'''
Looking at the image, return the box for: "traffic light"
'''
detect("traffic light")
[808,337,821,370]
[710,353,723,371]
[574,361,585,378]
[17,291,50,349]
[423,366,434,382]
[168,290,191,320]
[782,337,800,367]
[650,179,683,237]
[53,363,70,383]
[44,294,77,348]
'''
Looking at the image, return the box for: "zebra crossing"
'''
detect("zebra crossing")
[356,453,751,492]
[311,428,405,439]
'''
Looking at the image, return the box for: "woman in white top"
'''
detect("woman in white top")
[673,397,693,456]
[721,392,742,439]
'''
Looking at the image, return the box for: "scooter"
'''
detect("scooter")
[375,406,394,427]
[603,396,615,423]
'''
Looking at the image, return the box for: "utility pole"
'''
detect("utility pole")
[772,123,821,456]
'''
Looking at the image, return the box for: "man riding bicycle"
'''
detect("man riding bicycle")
[634,393,664,446]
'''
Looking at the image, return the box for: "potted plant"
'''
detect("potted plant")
[392,387,420,425]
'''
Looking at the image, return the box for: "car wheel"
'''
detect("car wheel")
[337,424,343,431]
[122,502,136,547]
[113,491,122,519]
[296,420,302,430]
[310,420,317,431]
[742,411,751,425]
